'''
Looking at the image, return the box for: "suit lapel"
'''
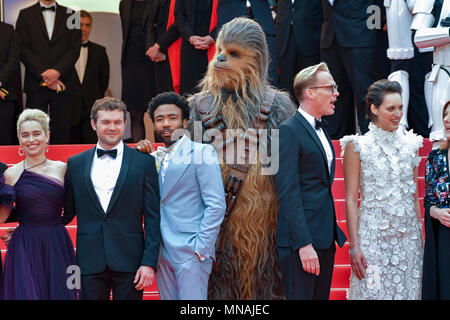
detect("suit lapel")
[33,3,50,42]
[160,138,193,202]
[105,144,131,214]
[83,41,93,83]
[51,4,66,42]
[83,147,105,215]
[324,128,336,181]
[294,111,331,179]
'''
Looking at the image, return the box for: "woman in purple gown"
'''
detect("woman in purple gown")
[0,109,77,300]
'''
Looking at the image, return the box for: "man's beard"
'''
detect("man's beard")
[156,125,184,146]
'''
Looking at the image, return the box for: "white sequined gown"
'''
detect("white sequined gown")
[340,123,424,300]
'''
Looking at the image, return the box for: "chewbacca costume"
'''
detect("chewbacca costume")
[189,17,296,299]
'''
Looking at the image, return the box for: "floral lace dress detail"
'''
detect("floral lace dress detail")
[340,123,424,300]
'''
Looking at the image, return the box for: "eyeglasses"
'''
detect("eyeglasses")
[309,84,338,93]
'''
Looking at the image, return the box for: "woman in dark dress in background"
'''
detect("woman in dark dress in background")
[0,109,77,300]
[120,0,156,142]
[423,100,450,300]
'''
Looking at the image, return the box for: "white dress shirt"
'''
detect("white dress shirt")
[328,0,334,6]
[91,141,124,212]
[160,135,187,184]
[298,107,333,174]
[75,42,88,84]
[40,2,56,40]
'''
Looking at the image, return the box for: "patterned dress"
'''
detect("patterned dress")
[422,148,450,299]
[340,123,424,300]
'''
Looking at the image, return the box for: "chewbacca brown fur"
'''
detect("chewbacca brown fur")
[189,17,296,299]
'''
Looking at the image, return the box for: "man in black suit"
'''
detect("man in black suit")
[275,62,346,300]
[0,22,20,145]
[320,0,382,139]
[70,10,110,144]
[63,97,161,300]
[145,0,180,94]
[276,0,323,98]
[175,0,216,95]
[217,0,279,86]
[15,0,81,144]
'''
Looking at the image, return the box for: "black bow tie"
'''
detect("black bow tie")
[81,42,89,48]
[221,88,239,103]
[41,6,56,12]
[315,118,327,130]
[97,148,117,159]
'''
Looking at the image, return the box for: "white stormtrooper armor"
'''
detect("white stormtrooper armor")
[385,0,416,129]
[413,0,450,141]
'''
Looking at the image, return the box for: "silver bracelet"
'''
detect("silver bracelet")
[349,246,360,257]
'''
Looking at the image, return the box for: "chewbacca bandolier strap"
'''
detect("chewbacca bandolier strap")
[194,90,276,216]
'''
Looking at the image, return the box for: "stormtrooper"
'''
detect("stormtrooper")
[384,0,417,129]
[412,0,450,141]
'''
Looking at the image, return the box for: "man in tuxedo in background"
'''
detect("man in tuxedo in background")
[276,0,323,99]
[320,0,382,139]
[0,22,20,145]
[275,63,346,300]
[217,0,279,86]
[15,0,81,144]
[70,10,110,144]
[63,97,161,300]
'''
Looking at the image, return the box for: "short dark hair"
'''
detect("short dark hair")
[148,91,190,122]
[366,79,403,122]
[90,97,128,123]
[80,10,92,22]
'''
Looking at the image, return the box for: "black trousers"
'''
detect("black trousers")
[278,26,320,100]
[69,96,97,144]
[81,268,143,300]
[321,40,376,139]
[0,100,17,145]
[277,244,336,300]
[26,91,71,144]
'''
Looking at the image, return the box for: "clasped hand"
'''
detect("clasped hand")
[146,44,166,63]
[189,35,215,50]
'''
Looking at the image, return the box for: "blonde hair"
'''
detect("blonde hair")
[17,109,50,135]
[293,62,330,103]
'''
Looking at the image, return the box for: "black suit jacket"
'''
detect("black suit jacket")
[63,144,161,275]
[174,0,217,41]
[15,2,81,95]
[146,0,180,52]
[217,0,275,35]
[320,0,380,49]
[275,111,346,250]
[119,0,155,65]
[145,0,180,93]
[275,0,323,57]
[0,22,20,101]
[73,41,109,124]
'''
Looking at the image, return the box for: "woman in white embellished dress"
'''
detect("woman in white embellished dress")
[341,79,424,300]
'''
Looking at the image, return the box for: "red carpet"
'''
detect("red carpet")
[0,139,433,300]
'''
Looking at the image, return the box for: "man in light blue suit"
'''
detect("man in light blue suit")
[139,92,226,300]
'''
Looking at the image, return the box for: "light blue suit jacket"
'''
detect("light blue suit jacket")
[158,137,226,264]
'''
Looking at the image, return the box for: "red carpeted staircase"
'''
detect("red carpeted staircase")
[0,139,432,300]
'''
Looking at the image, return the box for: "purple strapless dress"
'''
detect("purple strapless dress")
[0,170,77,300]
